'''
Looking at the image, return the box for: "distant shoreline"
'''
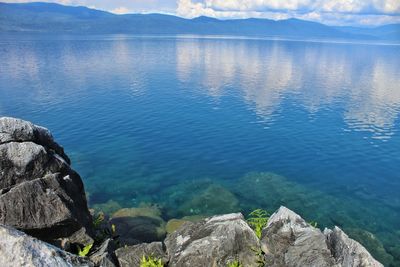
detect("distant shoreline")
[1,32,400,46]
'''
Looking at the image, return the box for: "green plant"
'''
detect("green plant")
[251,247,266,267]
[247,209,269,239]
[140,255,164,267]
[227,259,243,267]
[77,243,93,257]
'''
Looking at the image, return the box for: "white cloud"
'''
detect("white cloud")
[3,0,399,25]
[111,7,130,14]
[177,0,400,25]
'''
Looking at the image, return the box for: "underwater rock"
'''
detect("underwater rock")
[111,205,166,244]
[165,213,260,267]
[166,219,188,234]
[112,204,162,219]
[115,242,167,267]
[325,226,383,267]
[92,200,122,216]
[166,215,206,234]
[0,224,93,267]
[177,183,240,216]
[0,117,93,247]
[261,206,336,267]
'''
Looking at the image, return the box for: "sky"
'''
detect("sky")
[3,0,400,26]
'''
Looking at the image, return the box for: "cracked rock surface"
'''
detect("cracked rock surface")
[0,117,92,246]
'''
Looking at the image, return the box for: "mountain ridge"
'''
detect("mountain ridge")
[1,2,399,40]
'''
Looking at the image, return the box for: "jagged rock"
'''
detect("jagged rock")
[342,228,393,266]
[325,226,383,267]
[0,117,92,247]
[261,206,383,267]
[260,206,337,267]
[89,238,117,267]
[164,213,259,267]
[0,224,93,267]
[115,242,167,267]
[0,117,70,164]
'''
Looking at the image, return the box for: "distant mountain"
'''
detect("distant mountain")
[1,2,399,40]
[335,24,400,41]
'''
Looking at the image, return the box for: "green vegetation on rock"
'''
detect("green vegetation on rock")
[227,259,242,267]
[77,243,93,257]
[140,255,164,267]
[247,209,269,239]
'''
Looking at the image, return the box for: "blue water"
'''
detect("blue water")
[1,34,399,265]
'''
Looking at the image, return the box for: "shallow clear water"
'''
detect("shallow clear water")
[1,34,400,265]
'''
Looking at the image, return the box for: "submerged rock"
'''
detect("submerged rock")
[0,117,93,247]
[0,224,93,267]
[175,183,240,216]
[112,204,161,219]
[115,242,168,267]
[166,215,206,234]
[111,205,166,244]
[92,199,122,216]
[165,213,260,267]
[166,219,188,234]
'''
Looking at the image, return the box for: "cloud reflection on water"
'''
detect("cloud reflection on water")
[175,38,400,140]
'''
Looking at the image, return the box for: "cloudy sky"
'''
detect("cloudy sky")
[4,0,400,26]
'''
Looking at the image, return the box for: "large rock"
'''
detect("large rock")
[261,206,336,267]
[89,238,117,267]
[165,213,260,267]
[261,206,383,267]
[325,226,383,267]
[0,117,92,246]
[0,117,70,165]
[0,224,93,267]
[115,242,168,267]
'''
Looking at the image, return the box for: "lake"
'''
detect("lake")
[0,34,399,265]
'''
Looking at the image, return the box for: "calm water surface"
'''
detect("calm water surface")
[0,34,399,265]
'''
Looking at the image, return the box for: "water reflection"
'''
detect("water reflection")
[176,38,400,139]
[1,35,400,265]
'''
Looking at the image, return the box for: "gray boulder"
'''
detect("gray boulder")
[0,224,93,267]
[261,206,383,267]
[115,242,167,267]
[0,117,92,246]
[0,117,70,164]
[165,213,260,267]
[261,206,336,267]
[325,226,383,267]
[89,238,117,267]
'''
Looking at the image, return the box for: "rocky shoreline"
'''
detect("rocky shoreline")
[0,117,383,267]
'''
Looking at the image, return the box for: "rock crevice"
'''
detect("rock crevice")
[0,117,92,246]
